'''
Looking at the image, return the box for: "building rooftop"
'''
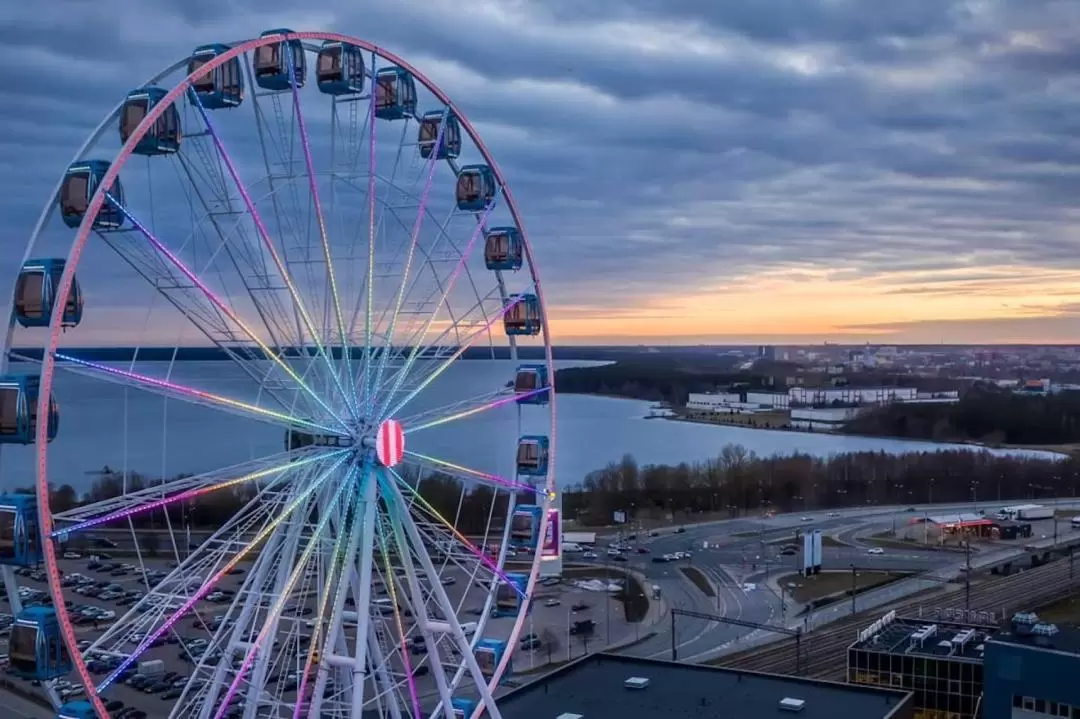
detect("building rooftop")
[496,653,911,719]
[850,615,996,662]
[990,614,1080,656]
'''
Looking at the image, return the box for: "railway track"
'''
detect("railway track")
[715,557,1080,679]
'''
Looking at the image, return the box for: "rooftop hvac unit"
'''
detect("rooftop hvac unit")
[624,677,650,690]
[1012,612,1039,635]
[556,714,584,719]
[1032,623,1060,646]
[937,640,954,655]
[779,698,806,713]
[951,629,975,648]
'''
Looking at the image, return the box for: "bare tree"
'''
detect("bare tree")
[539,627,560,665]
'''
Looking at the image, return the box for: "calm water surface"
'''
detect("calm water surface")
[0,360,1054,492]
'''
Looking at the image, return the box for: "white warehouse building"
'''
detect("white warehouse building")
[788,386,917,405]
[687,385,921,415]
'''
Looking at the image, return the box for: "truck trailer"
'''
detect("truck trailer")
[1016,505,1054,521]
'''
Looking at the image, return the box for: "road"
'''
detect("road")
[593,500,1080,663]
[0,687,51,719]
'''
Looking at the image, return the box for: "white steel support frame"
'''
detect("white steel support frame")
[22,31,556,719]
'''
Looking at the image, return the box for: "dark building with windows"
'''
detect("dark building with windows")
[983,612,1080,719]
[497,652,914,719]
[847,612,992,719]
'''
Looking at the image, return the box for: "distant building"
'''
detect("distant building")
[758,345,777,361]
[983,612,1080,719]
[790,386,917,406]
[499,653,914,719]
[848,612,993,718]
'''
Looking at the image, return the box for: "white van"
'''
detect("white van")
[563,543,582,553]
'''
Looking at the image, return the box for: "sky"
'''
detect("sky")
[1,0,1080,345]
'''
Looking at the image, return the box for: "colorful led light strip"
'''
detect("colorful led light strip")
[214,474,352,718]
[187,94,353,420]
[362,54,378,417]
[53,352,341,435]
[403,451,538,494]
[292,464,366,719]
[96,453,351,693]
[386,467,527,600]
[374,201,501,421]
[374,482,421,718]
[285,43,355,419]
[403,388,547,435]
[368,107,448,416]
[50,451,344,539]
[101,195,347,431]
[382,290,530,422]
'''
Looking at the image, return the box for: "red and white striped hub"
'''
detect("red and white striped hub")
[374,418,405,468]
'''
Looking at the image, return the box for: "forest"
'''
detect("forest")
[845,385,1080,445]
[28,442,1077,539]
[553,357,775,405]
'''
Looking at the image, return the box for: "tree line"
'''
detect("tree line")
[23,440,1079,537]
[562,444,1077,527]
[845,385,1080,445]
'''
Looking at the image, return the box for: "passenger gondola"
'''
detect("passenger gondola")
[316,40,365,95]
[455,165,497,212]
[374,67,417,121]
[0,375,58,445]
[14,258,82,329]
[120,86,181,155]
[254,29,306,91]
[503,293,542,336]
[0,494,41,567]
[8,607,71,680]
[484,226,523,271]
[59,161,124,230]
[188,43,244,109]
[513,365,549,405]
[418,110,461,160]
[515,435,549,477]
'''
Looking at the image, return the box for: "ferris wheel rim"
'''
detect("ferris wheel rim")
[28,30,559,719]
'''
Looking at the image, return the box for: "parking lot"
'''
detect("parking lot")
[0,554,638,717]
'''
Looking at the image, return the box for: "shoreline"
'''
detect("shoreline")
[559,391,1074,457]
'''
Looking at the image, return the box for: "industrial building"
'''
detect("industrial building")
[982,612,1080,719]
[847,612,993,719]
[499,653,914,719]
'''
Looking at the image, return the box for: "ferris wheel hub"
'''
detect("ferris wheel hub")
[361,418,404,468]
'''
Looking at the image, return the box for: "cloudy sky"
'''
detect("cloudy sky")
[2,0,1080,345]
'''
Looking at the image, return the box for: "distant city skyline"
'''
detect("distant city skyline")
[3,1,1078,348]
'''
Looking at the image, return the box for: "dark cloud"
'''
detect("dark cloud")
[0,0,1077,344]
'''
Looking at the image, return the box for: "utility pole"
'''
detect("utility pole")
[965,540,972,611]
[850,564,857,614]
[670,611,679,661]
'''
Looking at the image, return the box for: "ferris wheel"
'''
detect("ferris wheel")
[0,30,558,719]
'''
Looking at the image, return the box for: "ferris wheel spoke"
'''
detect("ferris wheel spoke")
[51,448,332,532]
[372,203,499,420]
[376,496,461,715]
[99,191,346,429]
[379,295,532,424]
[401,452,539,495]
[87,475,302,660]
[373,283,504,405]
[189,90,355,421]
[94,451,351,694]
[379,471,506,718]
[84,218,308,418]
[401,388,526,435]
[50,351,342,435]
[368,108,448,411]
[294,465,366,719]
[284,44,356,421]
[211,469,353,719]
[173,149,307,355]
